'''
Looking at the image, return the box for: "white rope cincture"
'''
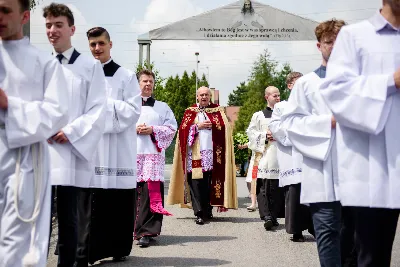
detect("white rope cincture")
[14,143,43,267]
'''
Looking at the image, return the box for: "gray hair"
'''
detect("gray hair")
[196,86,212,95]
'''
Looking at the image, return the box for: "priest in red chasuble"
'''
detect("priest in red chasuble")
[167,87,238,225]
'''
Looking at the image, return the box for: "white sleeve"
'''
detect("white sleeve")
[320,26,395,135]
[246,112,266,153]
[5,60,68,148]
[269,103,291,146]
[281,80,333,161]
[104,73,141,134]
[151,104,178,151]
[62,61,107,161]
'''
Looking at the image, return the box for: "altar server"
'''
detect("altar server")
[43,4,107,266]
[269,72,314,242]
[134,69,177,247]
[281,19,347,267]
[75,26,141,266]
[246,86,284,231]
[320,2,400,266]
[0,0,68,266]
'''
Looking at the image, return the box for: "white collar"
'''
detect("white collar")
[54,46,75,62]
[102,57,112,66]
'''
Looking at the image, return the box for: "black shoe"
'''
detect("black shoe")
[138,236,151,247]
[273,220,279,227]
[112,256,127,262]
[207,212,214,219]
[264,219,273,231]
[291,234,305,242]
[195,216,204,225]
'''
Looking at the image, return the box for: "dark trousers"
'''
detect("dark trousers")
[187,171,212,218]
[51,186,79,267]
[256,179,284,221]
[75,188,92,266]
[309,201,342,267]
[352,207,399,267]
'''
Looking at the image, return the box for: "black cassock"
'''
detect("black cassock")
[134,181,165,239]
[284,183,314,235]
[76,188,135,264]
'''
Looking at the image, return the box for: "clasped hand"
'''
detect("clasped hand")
[137,123,153,135]
[197,120,212,130]
[48,131,69,144]
[266,130,275,142]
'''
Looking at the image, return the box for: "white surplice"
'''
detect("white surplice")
[49,49,106,188]
[320,13,400,209]
[187,110,213,172]
[269,101,303,187]
[281,72,338,204]
[246,110,279,180]
[136,100,177,182]
[0,38,68,267]
[93,61,141,189]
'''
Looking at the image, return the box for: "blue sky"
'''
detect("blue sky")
[30,0,381,105]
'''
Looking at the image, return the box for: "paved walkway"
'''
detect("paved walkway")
[47,172,400,266]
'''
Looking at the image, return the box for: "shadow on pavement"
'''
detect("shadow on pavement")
[154,235,237,246]
[175,216,261,223]
[97,256,231,266]
[207,217,263,223]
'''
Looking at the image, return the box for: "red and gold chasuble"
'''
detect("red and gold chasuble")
[178,103,226,206]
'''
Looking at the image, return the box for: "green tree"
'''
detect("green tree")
[234,50,292,133]
[30,0,39,9]
[273,63,292,101]
[156,70,209,123]
[174,71,191,122]
[227,82,248,106]
[199,73,209,87]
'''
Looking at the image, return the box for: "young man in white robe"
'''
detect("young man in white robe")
[74,26,141,266]
[134,69,177,247]
[42,4,107,266]
[0,0,69,266]
[320,2,400,266]
[269,72,315,243]
[280,19,357,267]
[246,86,284,231]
